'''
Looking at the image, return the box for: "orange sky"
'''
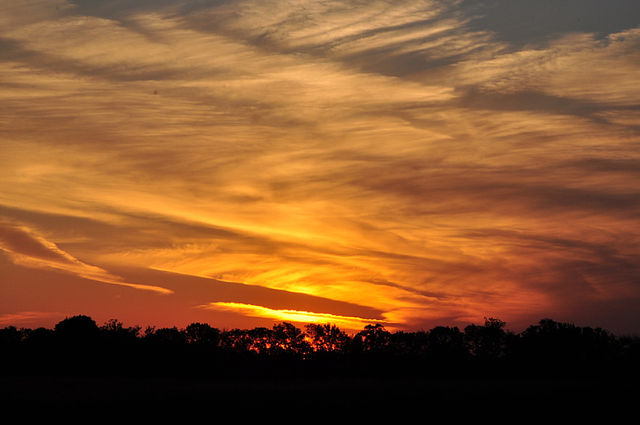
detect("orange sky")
[1,0,639,333]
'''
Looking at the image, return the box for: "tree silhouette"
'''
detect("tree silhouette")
[426,326,467,362]
[354,324,391,352]
[185,322,220,346]
[22,327,55,346]
[100,319,140,344]
[54,315,99,345]
[464,317,508,361]
[271,322,309,355]
[518,318,618,375]
[145,327,186,345]
[2,313,639,381]
[305,323,349,352]
[221,328,253,353]
[0,326,21,347]
[247,327,274,354]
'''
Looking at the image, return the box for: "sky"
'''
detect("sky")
[1,0,639,334]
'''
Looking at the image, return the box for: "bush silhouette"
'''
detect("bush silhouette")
[54,315,99,344]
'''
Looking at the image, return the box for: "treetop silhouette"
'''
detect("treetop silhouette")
[1,315,638,378]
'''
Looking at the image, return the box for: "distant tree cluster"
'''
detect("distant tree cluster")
[1,316,638,378]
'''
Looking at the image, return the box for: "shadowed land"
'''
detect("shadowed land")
[1,315,639,415]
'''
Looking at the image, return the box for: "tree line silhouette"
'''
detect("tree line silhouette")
[1,315,639,378]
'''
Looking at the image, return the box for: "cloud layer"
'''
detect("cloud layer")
[1,0,639,332]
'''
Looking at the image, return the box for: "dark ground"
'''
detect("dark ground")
[3,317,638,419]
[2,375,637,419]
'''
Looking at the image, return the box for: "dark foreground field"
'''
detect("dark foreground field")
[3,316,639,418]
[2,375,637,419]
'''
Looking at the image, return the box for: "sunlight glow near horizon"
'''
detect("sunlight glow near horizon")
[1,0,639,333]
[202,302,387,332]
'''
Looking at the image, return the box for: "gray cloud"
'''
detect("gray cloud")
[456,0,640,45]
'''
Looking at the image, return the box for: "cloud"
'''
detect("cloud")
[1,0,639,332]
[456,0,640,45]
[449,30,640,106]
[0,311,64,326]
[200,301,388,331]
[0,221,172,294]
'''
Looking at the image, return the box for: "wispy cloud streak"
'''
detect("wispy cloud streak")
[0,222,172,294]
[201,302,387,331]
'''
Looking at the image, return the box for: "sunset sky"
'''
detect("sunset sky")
[1,0,639,333]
